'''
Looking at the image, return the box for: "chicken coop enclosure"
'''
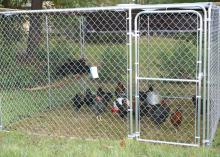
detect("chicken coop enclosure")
[0,2,220,147]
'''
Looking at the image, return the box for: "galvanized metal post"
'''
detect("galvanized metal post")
[80,17,85,58]
[128,7,133,137]
[196,13,203,146]
[202,5,209,147]
[134,11,140,139]
[45,15,52,110]
[0,95,2,130]
[206,3,212,146]
[218,9,220,122]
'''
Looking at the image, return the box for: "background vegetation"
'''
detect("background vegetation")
[0,0,213,9]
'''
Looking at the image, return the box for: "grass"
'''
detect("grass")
[0,126,219,157]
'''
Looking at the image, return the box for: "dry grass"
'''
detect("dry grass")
[7,104,128,140]
[6,98,200,144]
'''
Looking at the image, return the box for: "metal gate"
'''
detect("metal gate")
[134,10,203,146]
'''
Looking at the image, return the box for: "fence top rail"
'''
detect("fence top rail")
[0,2,213,15]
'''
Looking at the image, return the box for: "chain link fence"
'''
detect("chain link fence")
[207,6,220,145]
[0,3,219,146]
[0,9,130,139]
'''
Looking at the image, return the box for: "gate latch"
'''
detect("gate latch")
[203,139,210,146]
[198,72,203,80]
[128,132,140,138]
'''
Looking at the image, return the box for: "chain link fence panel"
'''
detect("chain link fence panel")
[0,9,130,139]
[207,6,220,145]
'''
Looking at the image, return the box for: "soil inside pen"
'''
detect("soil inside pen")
[5,99,200,144]
[6,104,128,139]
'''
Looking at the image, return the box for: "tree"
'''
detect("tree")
[52,0,123,8]
[0,0,28,8]
[26,0,43,60]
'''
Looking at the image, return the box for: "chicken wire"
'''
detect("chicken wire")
[0,2,219,147]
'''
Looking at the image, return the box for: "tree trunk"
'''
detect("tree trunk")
[2,0,11,8]
[26,0,43,61]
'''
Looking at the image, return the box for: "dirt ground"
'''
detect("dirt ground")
[6,98,199,144]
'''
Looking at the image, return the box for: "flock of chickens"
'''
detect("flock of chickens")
[71,82,201,131]
[72,87,113,121]
[57,58,203,130]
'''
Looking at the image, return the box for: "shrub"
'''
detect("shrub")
[86,32,126,44]
[99,47,127,82]
[0,15,25,42]
[159,40,196,79]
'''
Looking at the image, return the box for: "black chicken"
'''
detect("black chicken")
[115,82,126,97]
[117,98,129,118]
[93,88,113,121]
[84,89,95,107]
[103,92,113,104]
[192,95,207,115]
[139,86,154,102]
[72,94,84,112]
[150,104,170,126]
[140,101,154,118]
[139,86,160,118]
[57,58,90,77]
[140,86,170,126]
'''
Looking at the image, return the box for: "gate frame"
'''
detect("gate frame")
[133,9,203,147]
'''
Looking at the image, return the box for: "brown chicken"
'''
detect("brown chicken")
[115,82,126,97]
[170,108,183,131]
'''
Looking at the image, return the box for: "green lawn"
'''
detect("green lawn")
[0,125,219,157]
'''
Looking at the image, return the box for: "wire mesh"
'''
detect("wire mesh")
[207,6,220,145]
[0,9,130,139]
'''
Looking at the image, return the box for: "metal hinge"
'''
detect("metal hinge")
[128,132,140,139]
[132,33,140,37]
[128,133,136,138]
[135,132,140,137]
[127,31,140,37]
[127,32,139,37]
[128,108,133,112]
[198,72,203,80]
[203,139,210,146]
[206,18,211,22]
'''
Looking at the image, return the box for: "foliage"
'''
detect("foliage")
[0,15,25,42]
[100,47,127,82]
[0,0,213,9]
[86,32,126,44]
[159,40,196,79]
[52,0,123,8]
[0,0,28,8]
[135,0,211,4]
